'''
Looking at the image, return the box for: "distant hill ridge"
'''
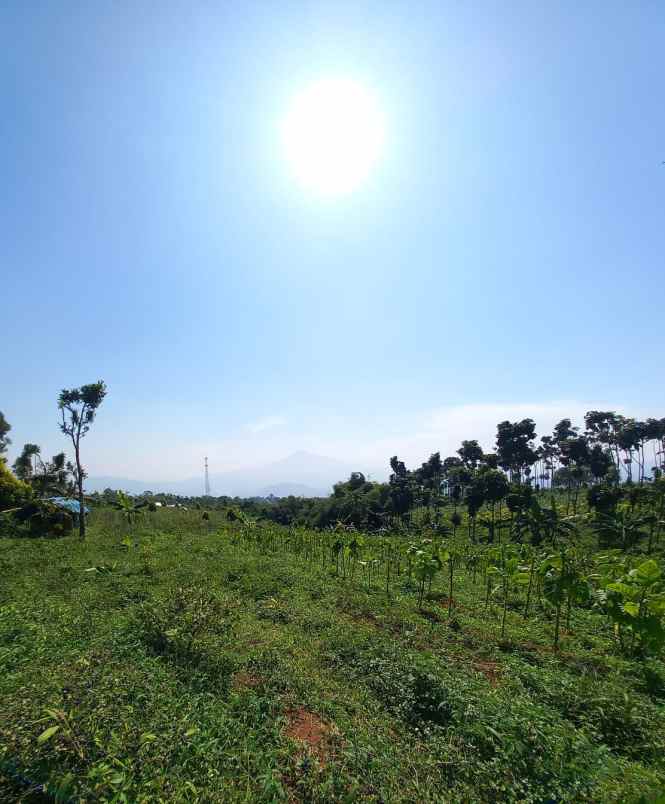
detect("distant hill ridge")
[87,450,366,498]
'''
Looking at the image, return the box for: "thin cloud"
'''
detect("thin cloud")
[84,399,652,482]
[312,400,635,477]
[245,415,287,435]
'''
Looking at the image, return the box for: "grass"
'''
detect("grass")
[1,508,665,802]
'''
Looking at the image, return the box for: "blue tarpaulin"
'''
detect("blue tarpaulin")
[48,497,90,515]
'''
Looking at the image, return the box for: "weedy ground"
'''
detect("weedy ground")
[1,510,665,803]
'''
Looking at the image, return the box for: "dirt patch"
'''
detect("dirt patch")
[472,660,501,687]
[349,610,382,628]
[434,596,462,611]
[346,610,407,638]
[283,708,334,765]
[231,671,262,691]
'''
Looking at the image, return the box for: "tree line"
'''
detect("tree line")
[235,411,665,531]
[2,398,664,539]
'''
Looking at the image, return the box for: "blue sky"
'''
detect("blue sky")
[2,2,664,481]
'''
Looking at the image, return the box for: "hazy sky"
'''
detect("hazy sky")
[3,2,664,481]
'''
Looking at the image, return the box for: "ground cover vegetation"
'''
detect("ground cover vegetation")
[1,393,665,801]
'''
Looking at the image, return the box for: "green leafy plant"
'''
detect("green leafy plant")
[592,504,651,551]
[487,545,529,639]
[111,490,144,531]
[599,558,665,657]
[414,549,442,609]
[539,548,589,648]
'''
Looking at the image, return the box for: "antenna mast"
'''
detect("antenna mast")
[204,456,211,496]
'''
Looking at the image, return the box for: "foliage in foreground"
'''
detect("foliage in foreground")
[1,509,664,803]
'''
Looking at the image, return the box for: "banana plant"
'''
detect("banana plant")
[111,490,144,531]
[512,496,578,547]
[592,504,650,551]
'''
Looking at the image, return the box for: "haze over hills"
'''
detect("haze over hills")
[86,451,371,498]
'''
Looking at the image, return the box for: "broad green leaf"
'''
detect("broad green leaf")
[37,725,60,743]
[606,582,635,599]
[648,597,665,617]
[622,602,640,617]
[632,560,662,585]
[43,708,61,719]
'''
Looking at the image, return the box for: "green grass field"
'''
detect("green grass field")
[2,508,665,802]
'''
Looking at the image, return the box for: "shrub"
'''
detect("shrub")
[13,501,74,538]
[0,461,32,512]
[132,587,238,687]
[515,664,665,761]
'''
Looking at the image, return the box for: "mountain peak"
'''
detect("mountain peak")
[276,450,348,467]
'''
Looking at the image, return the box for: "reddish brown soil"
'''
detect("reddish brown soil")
[435,596,462,611]
[472,659,501,687]
[283,708,334,765]
[231,671,262,691]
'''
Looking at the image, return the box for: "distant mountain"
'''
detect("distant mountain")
[86,451,359,498]
[258,482,327,498]
[85,476,156,495]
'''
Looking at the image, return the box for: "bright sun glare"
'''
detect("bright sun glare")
[281,78,385,196]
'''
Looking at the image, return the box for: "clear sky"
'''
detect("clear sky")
[2,2,664,482]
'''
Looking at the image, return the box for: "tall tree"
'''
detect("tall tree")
[0,412,11,458]
[12,443,41,480]
[553,418,578,445]
[58,381,107,539]
[615,417,641,484]
[388,456,413,526]
[457,440,484,471]
[632,420,650,484]
[443,456,472,503]
[479,467,509,542]
[417,452,443,512]
[584,411,621,481]
[645,417,665,476]
[538,435,558,490]
[16,448,73,497]
[496,419,538,483]
[588,444,613,483]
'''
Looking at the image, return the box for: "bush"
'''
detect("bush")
[327,635,605,800]
[11,500,73,538]
[515,663,665,761]
[132,587,239,687]
[0,461,32,512]
[328,639,453,732]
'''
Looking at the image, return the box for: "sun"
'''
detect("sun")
[280,78,385,196]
